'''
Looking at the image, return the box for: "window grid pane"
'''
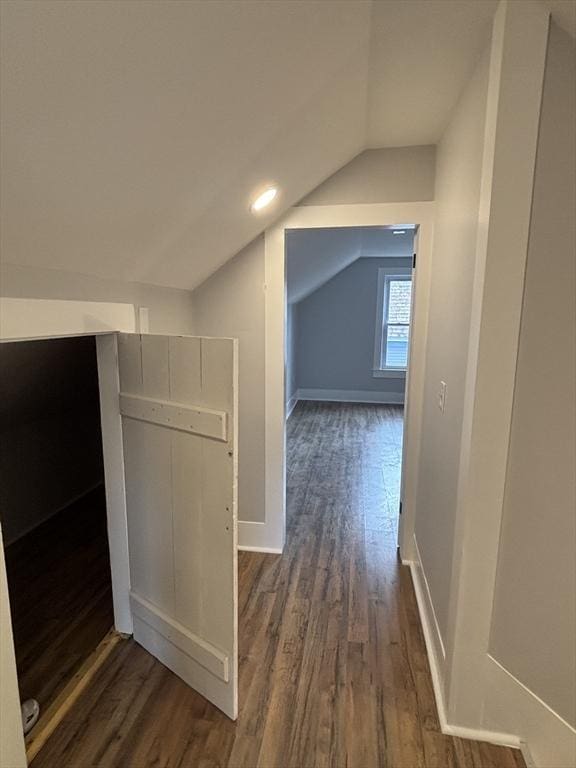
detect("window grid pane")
[385,324,409,368]
[380,276,412,369]
[386,280,412,324]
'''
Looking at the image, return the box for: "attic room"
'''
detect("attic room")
[1,2,574,768]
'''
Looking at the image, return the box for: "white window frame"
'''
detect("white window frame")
[373,266,412,378]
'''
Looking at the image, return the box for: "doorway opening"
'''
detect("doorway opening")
[0,336,114,744]
[285,224,415,542]
[0,326,240,762]
[261,201,433,558]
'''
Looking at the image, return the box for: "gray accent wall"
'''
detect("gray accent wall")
[286,226,414,303]
[293,256,412,400]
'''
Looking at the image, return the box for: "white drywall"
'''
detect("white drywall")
[489,15,576,738]
[192,238,265,524]
[0,1,502,292]
[300,147,435,206]
[366,2,498,147]
[414,47,490,647]
[408,5,572,766]
[0,264,194,335]
[0,0,372,290]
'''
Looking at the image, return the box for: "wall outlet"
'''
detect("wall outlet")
[438,381,447,413]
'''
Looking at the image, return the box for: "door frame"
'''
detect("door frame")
[0,298,136,767]
[96,333,132,633]
[261,202,435,558]
[0,298,138,634]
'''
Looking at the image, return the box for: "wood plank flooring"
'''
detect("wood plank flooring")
[3,485,114,719]
[32,403,525,767]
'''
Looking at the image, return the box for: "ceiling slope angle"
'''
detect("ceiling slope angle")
[0,0,509,292]
[366,0,498,148]
[0,0,372,290]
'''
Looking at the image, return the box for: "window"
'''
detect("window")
[373,267,412,376]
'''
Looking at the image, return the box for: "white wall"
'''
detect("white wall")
[192,237,265,524]
[408,4,574,765]
[300,146,435,206]
[489,19,576,730]
[191,147,435,527]
[0,263,195,335]
[414,48,490,644]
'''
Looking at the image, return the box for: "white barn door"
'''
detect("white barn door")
[117,334,238,719]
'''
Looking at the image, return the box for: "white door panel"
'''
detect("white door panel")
[118,333,238,719]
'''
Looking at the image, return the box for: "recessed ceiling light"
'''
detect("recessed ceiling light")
[393,229,406,235]
[251,187,278,213]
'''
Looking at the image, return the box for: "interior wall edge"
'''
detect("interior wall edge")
[482,654,576,768]
[286,396,299,420]
[486,17,576,734]
[442,0,550,731]
[0,526,27,768]
[0,264,195,336]
[407,534,524,752]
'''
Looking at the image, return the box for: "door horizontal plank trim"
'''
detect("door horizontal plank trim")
[120,393,227,441]
[129,592,229,682]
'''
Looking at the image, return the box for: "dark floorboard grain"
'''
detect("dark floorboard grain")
[4,485,114,716]
[32,403,525,767]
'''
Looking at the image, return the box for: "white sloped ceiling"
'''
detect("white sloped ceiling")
[0,0,516,291]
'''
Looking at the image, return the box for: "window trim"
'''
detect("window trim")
[373,266,412,378]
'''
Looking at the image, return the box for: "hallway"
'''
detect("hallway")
[32,403,525,767]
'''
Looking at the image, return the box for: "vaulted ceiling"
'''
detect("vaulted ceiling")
[1,0,559,292]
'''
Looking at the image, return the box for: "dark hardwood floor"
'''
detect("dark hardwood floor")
[31,403,525,767]
[4,485,114,718]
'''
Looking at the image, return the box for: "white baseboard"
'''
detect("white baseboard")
[407,534,523,751]
[408,536,448,727]
[131,594,236,719]
[483,655,576,768]
[237,544,283,554]
[295,387,404,405]
[286,395,298,419]
[238,520,283,554]
[408,534,576,765]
